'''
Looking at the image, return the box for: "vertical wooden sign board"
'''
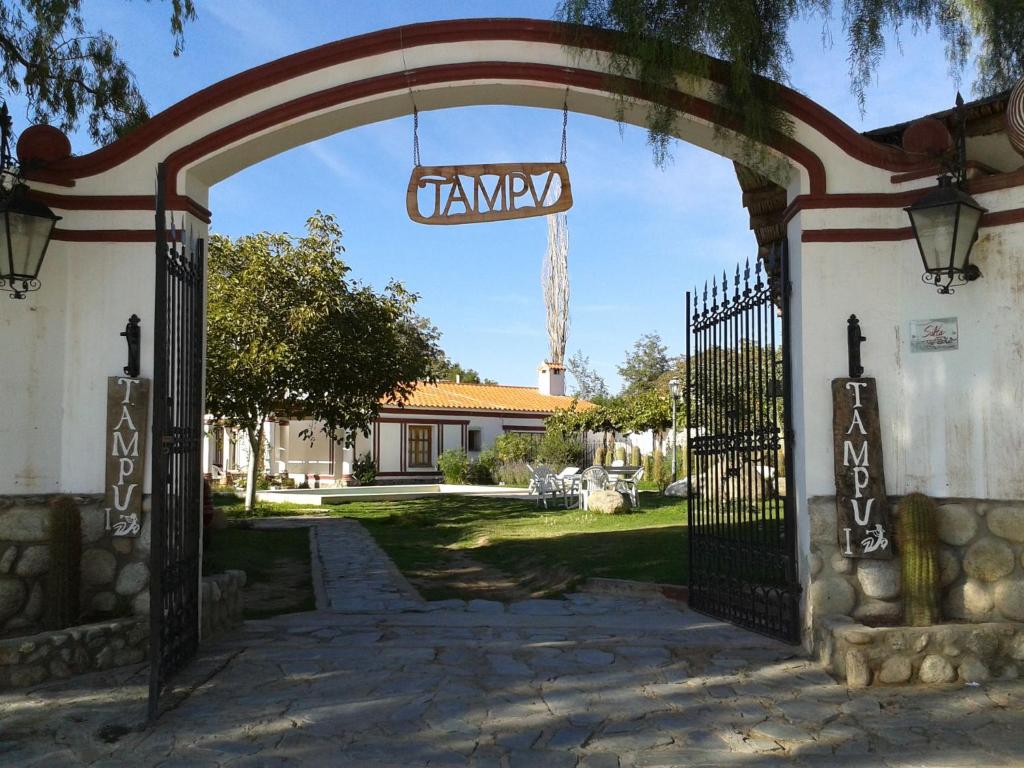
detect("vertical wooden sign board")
[104,376,150,537]
[832,378,893,559]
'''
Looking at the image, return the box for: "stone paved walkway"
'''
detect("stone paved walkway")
[2,519,1023,767]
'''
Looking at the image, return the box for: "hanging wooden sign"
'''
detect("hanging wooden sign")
[406,162,572,225]
[832,378,893,559]
[104,376,150,537]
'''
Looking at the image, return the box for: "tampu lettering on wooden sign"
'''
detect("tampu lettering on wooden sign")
[406,163,572,225]
[104,376,150,537]
[832,378,893,559]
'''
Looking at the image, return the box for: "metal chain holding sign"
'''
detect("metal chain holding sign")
[406,97,573,225]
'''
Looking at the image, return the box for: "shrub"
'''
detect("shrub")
[630,445,641,466]
[496,460,532,487]
[466,449,499,485]
[594,445,605,466]
[352,451,376,486]
[494,432,538,464]
[438,449,470,484]
[537,429,584,469]
[652,451,668,491]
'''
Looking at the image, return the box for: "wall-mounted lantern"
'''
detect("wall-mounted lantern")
[904,94,986,295]
[0,104,61,300]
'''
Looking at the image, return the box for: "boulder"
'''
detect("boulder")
[878,655,912,684]
[853,598,901,624]
[831,550,854,575]
[809,577,856,617]
[0,579,26,622]
[945,579,993,619]
[79,507,106,544]
[0,546,17,574]
[81,549,117,585]
[994,579,1024,622]
[91,592,117,613]
[937,504,977,546]
[14,545,50,578]
[938,548,960,587]
[0,508,51,542]
[957,656,991,683]
[132,591,150,616]
[857,560,901,600]
[115,562,149,596]
[664,479,690,497]
[963,538,1015,582]
[845,649,871,688]
[918,654,956,684]
[987,507,1024,543]
[22,582,43,620]
[588,490,628,515]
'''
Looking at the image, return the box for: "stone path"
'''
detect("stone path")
[2,519,1023,767]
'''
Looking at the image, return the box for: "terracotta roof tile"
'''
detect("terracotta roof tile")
[385,381,595,414]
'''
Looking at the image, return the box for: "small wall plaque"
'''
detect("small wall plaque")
[910,317,958,353]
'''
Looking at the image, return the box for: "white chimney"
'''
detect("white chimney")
[538,362,566,397]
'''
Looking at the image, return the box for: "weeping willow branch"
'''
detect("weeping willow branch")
[543,213,570,365]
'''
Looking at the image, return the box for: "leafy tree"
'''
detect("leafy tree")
[566,349,610,401]
[430,355,496,384]
[558,0,1024,165]
[0,1,195,144]
[206,211,441,510]
[617,332,670,396]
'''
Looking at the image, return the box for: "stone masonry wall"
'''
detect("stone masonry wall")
[819,617,1024,686]
[0,495,151,637]
[0,616,148,690]
[201,570,245,640]
[808,496,1024,629]
[0,571,244,690]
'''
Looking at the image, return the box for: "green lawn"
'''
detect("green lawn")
[203,526,316,618]
[218,492,689,600]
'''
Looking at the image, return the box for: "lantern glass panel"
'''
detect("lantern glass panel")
[3,209,55,278]
[909,202,957,273]
[952,203,983,270]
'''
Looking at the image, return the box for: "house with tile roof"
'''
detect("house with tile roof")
[203,364,595,485]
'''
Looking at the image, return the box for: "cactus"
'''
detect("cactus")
[652,451,666,491]
[897,493,941,627]
[643,453,653,478]
[630,445,641,466]
[615,446,627,463]
[594,445,605,467]
[46,495,81,629]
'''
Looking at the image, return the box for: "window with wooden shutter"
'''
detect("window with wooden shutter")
[408,425,432,468]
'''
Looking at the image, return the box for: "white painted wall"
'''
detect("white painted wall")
[796,215,1024,502]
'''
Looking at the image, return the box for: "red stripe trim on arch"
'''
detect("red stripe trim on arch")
[23,18,925,188]
[157,61,827,197]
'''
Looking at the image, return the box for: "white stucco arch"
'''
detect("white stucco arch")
[4,19,1024,643]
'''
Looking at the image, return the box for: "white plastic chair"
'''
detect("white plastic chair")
[530,465,562,509]
[578,466,610,510]
[615,466,645,509]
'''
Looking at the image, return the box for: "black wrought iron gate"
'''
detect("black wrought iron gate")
[685,241,801,643]
[148,163,205,719]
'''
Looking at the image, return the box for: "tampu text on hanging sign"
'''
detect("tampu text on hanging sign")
[831,378,893,559]
[104,376,150,537]
[407,163,572,225]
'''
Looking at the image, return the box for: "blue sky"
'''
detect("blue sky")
[18,2,975,391]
